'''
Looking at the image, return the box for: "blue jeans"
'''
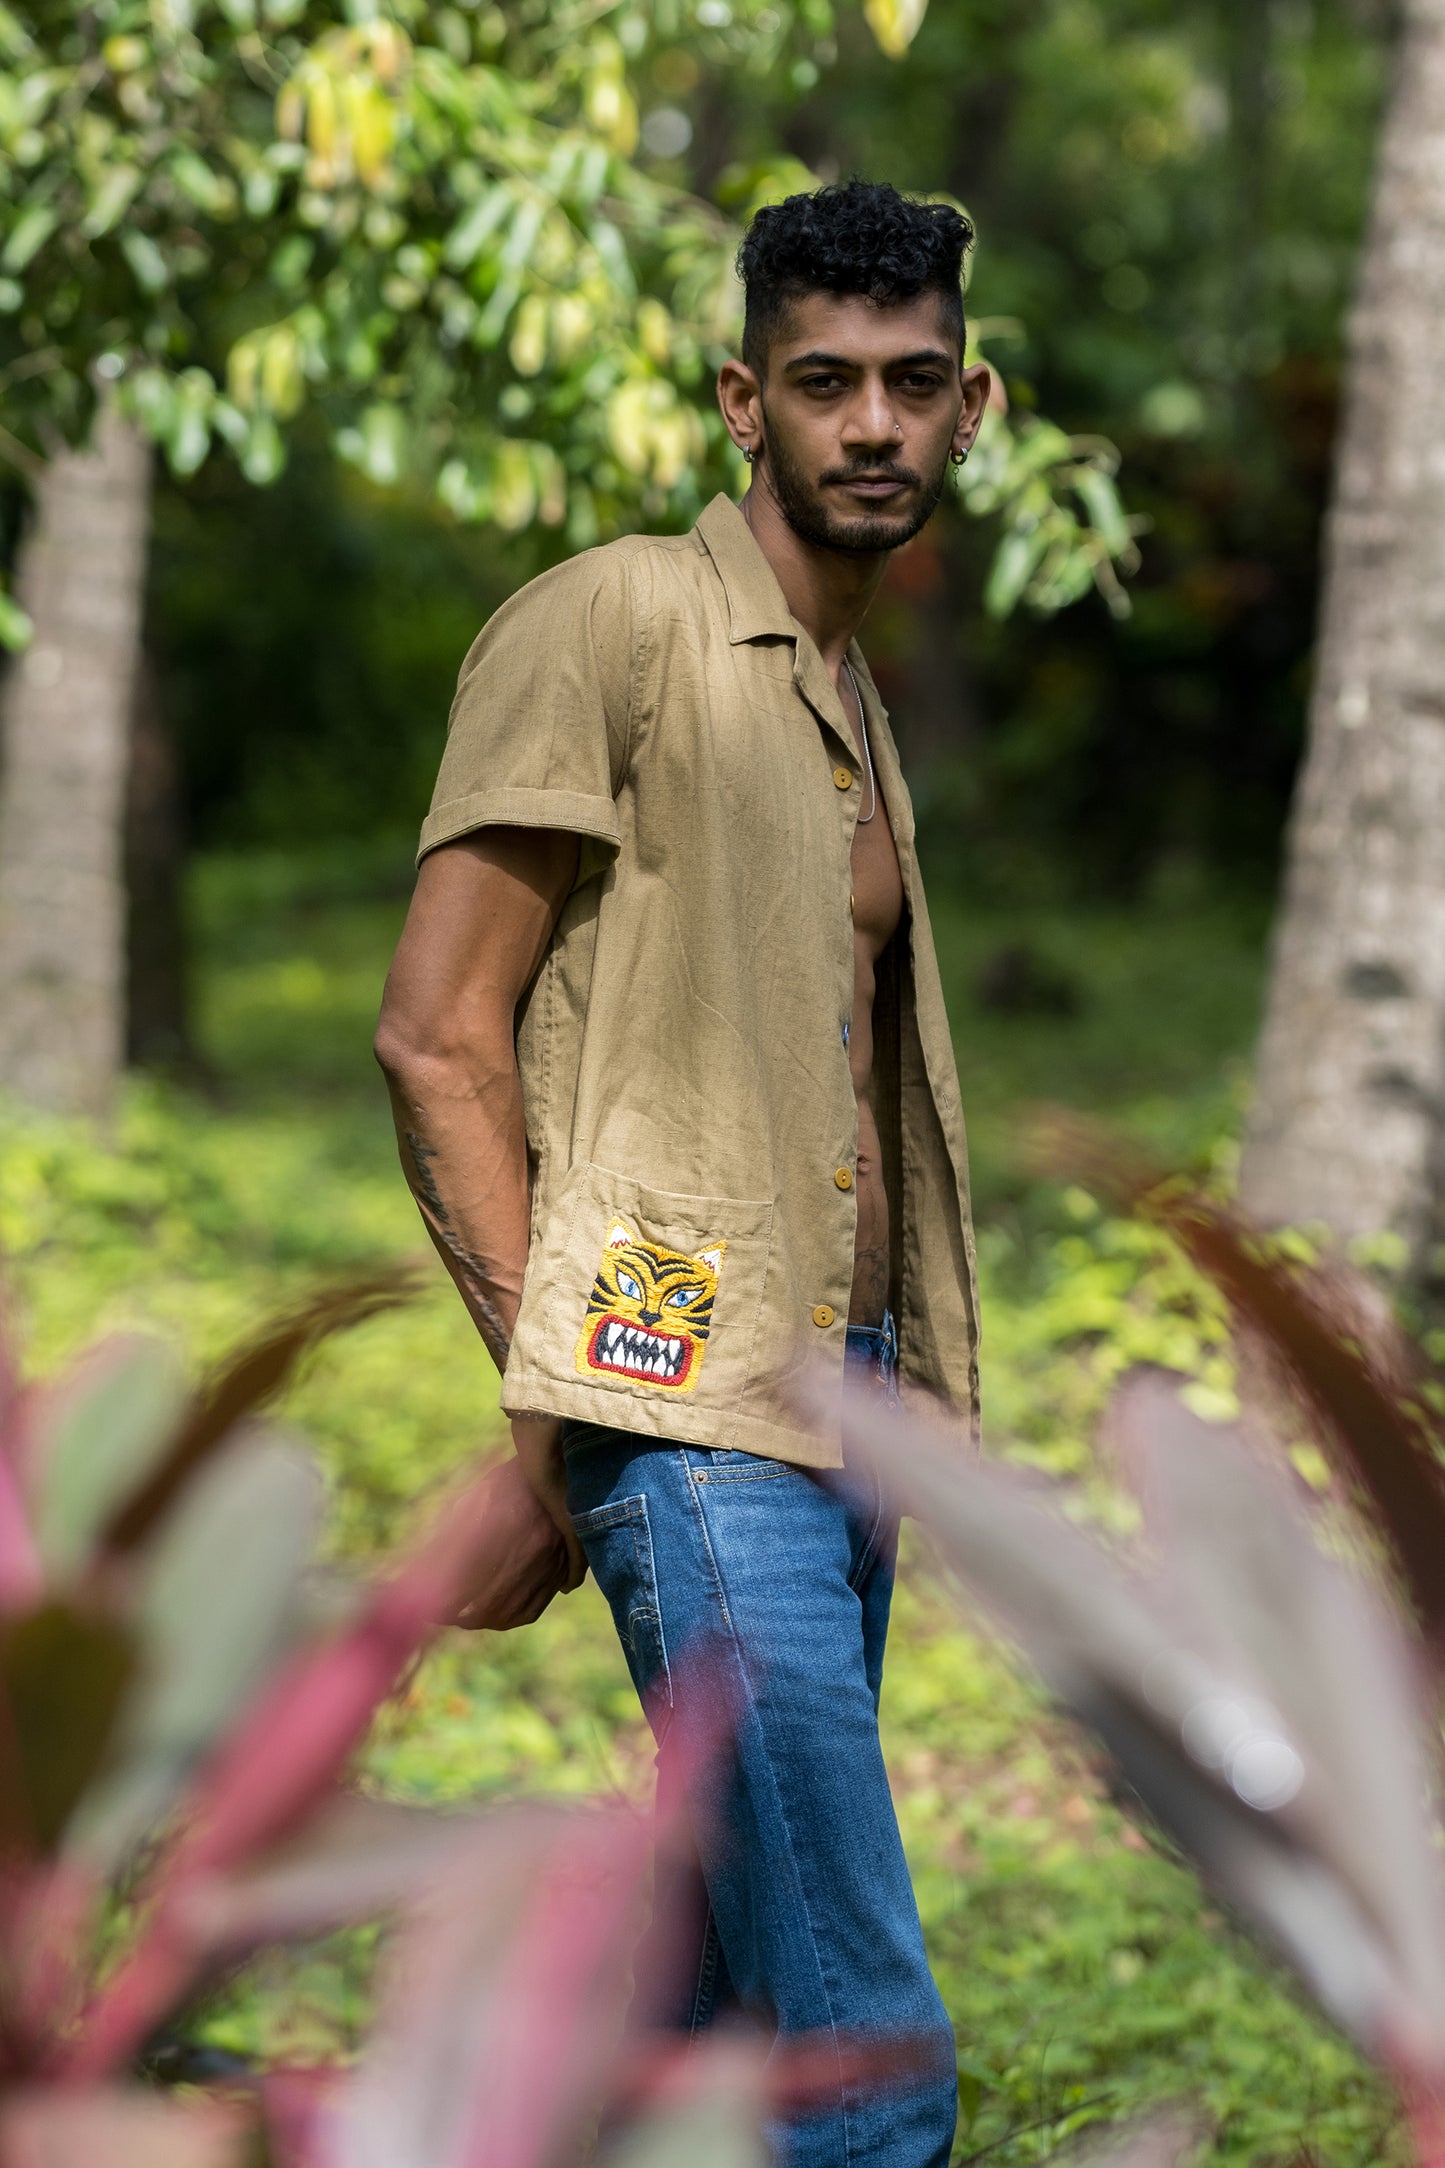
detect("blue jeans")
[563,1314,958,2168]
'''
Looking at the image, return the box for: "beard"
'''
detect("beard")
[759,408,949,554]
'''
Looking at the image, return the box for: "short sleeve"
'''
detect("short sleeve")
[417,545,635,873]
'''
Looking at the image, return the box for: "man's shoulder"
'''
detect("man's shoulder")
[502,526,709,621]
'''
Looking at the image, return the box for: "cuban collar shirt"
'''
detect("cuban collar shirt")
[417,493,980,1468]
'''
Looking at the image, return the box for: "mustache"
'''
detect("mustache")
[818,459,924,490]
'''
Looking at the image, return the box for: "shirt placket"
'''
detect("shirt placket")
[792,640,866,1341]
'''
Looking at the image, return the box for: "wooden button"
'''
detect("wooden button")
[833,766,853,790]
[849,891,855,914]
[834,1166,853,1190]
[812,1304,836,1328]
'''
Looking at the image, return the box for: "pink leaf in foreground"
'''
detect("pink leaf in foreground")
[0,1440,42,1612]
[59,1459,535,2081]
[825,1368,1445,2078]
[0,2086,248,2168]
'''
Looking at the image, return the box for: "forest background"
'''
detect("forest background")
[0,0,1427,2160]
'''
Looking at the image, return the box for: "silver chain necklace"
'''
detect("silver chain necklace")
[842,657,877,825]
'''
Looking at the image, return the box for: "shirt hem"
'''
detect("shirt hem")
[500,1371,845,1471]
[417,787,622,865]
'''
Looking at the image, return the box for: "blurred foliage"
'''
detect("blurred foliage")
[0,843,1406,2158]
[808,0,1385,889]
[0,0,1132,625]
[120,0,1390,890]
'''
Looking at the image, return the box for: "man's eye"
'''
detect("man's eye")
[901,374,944,392]
[617,1270,642,1301]
[802,375,844,392]
[665,1285,701,1308]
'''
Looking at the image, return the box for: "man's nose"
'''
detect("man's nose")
[841,385,899,452]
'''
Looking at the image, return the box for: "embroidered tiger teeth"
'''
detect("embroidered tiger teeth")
[596,1318,687,1380]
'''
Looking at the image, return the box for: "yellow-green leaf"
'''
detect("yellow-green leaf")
[862,0,929,60]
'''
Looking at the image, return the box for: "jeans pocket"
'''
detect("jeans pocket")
[571,1493,674,1741]
[702,1448,789,1481]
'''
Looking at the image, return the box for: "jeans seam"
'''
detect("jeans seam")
[687,1909,721,2036]
[686,1492,857,2163]
[850,1470,889,1590]
[679,1449,734,1629]
[628,1505,674,1730]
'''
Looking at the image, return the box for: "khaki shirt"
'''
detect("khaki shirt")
[419,495,980,1468]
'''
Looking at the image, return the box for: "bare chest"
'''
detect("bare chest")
[850,782,904,958]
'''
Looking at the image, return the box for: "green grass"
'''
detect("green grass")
[0,847,1400,2163]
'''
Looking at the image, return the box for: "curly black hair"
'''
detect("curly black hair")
[738,180,973,376]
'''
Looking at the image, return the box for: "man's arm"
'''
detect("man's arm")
[374,826,585,1592]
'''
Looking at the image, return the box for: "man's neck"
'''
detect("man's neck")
[740,478,888,678]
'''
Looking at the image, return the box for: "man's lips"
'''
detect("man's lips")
[830,473,915,497]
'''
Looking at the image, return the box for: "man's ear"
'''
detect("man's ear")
[716,356,765,462]
[953,359,994,457]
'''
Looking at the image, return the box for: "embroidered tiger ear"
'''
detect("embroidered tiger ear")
[605,1220,636,1251]
[694,1243,725,1275]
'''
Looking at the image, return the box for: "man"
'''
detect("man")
[375,179,989,2165]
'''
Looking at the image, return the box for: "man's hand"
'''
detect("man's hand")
[510,1410,587,1589]
[448,1454,581,1631]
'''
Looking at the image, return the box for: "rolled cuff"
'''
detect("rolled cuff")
[417,786,623,866]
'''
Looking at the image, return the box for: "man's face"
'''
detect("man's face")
[749,290,982,554]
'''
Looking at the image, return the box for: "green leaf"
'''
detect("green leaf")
[82,163,143,240]
[1074,467,1132,557]
[474,273,520,347]
[862,0,929,59]
[1009,420,1076,476]
[71,1436,324,1869]
[588,215,635,300]
[120,227,169,294]
[167,398,211,476]
[0,586,32,651]
[239,413,284,484]
[442,186,511,270]
[1,202,57,272]
[33,1336,188,1580]
[497,194,545,275]
[984,523,1050,618]
[169,149,234,217]
[355,401,406,485]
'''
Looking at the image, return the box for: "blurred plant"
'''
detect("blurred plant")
[0,1270,932,2164]
[964,408,1143,622]
[0,0,1134,602]
[834,1166,1445,2164]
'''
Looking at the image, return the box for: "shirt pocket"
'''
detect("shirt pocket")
[535,1162,773,1428]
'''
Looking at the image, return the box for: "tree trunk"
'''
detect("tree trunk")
[1239,0,1445,1280]
[125,650,194,1074]
[0,396,151,1118]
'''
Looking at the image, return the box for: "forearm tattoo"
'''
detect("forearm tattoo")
[405,1130,452,1225]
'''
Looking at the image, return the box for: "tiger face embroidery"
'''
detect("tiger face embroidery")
[575,1220,725,1393]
